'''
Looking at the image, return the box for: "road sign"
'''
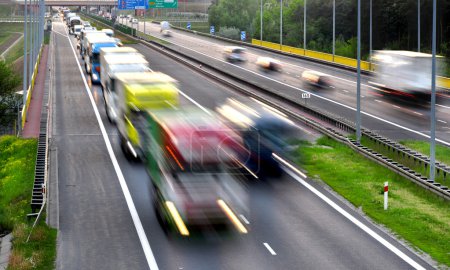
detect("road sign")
[149,0,178,8]
[187,22,191,30]
[118,0,148,10]
[210,25,215,35]
[240,31,246,41]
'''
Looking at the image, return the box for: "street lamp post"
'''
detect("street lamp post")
[418,0,420,52]
[430,0,437,181]
[260,0,263,42]
[356,0,361,142]
[303,0,306,50]
[332,0,335,61]
[280,0,283,48]
[23,0,28,108]
[369,0,372,66]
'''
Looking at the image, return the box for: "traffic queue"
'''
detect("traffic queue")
[62,13,298,238]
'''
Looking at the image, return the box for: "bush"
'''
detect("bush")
[217,26,240,40]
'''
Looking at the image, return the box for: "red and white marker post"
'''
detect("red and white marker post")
[384,182,388,210]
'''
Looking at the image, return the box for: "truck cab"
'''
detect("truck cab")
[69,16,82,34]
[100,52,150,123]
[84,36,117,83]
[114,72,180,160]
[144,108,249,236]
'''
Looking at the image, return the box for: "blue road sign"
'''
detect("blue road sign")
[241,31,246,41]
[187,22,191,30]
[210,26,215,35]
[118,0,148,10]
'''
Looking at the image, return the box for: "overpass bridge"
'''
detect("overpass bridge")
[15,0,117,6]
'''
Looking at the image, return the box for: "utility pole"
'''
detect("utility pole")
[356,0,361,142]
[280,0,283,48]
[23,0,28,111]
[370,0,372,65]
[418,0,420,52]
[430,0,437,181]
[303,0,306,50]
[332,0,335,61]
[260,0,263,42]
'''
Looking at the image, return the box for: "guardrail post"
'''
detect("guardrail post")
[384,182,388,210]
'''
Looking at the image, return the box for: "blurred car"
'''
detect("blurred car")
[160,21,170,32]
[131,18,138,24]
[73,25,83,38]
[53,14,60,19]
[83,21,91,28]
[301,70,334,89]
[161,29,172,37]
[256,57,282,71]
[223,46,247,63]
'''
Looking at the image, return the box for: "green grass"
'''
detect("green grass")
[0,136,57,270]
[4,37,24,63]
[293,136,450,267]
[0,22,24,33]
[360,136,450,184]
[399,140,450,166]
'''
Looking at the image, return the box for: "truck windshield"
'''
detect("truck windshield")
[92,53,100,64]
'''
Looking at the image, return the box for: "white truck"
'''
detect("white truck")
[370,50,442,100]
[100,52,150,123]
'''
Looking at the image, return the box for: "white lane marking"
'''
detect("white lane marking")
[375,99,382,103]
[436,104,450,110]
[178,90,212,115]
[413,111,423,116]
[393,105,401,109]
[438,119,447,124]
[62,23,159,270]
[239,214,250,225]
[283,167,426,270]
[147,35,450,147]
[263,243,277,255]
[272,153,307,178]
[342,90,349,93]
[53,30,68,37]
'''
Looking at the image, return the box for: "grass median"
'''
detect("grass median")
[0,136,56,270]
[293,136,450,267]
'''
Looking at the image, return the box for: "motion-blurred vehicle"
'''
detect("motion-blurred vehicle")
[216,98,297,178]
[101,29,114,38]
[160,21,170,32]
[144,108,249,236]
[114,72,180,160]
[79,30,107,55]
[82,21,91,28]
[370,50,442,100]
[83,35,117,83]
[131,18,138,24]
[256,57,282,71]
[73,25,83,37]
[53,14,60,19]
[65,12,76,25]
[69,16,81,34]
[301,70,334,89]
[100,53,150,123]
[161,29,172,37]
[223,46,247,63]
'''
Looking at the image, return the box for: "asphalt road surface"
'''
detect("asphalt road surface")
[50,19,435,270]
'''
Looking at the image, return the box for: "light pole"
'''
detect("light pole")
[430,0,437,181]
[369,0,372,66]
[22,0,28,111]
[280,0,283,48]
[260,0,263,42]
[417,0,420,52]
[356,0,361,142]
[303,0,306,50]
[332,0,335,61]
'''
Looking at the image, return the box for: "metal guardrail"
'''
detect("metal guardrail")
[85,13,450,200]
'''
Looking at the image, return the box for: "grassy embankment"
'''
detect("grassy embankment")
[293,136,450,267]
[0,136,56,270]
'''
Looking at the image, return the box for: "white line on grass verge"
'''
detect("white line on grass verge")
[282,166,426,270]
[62,23,159,270]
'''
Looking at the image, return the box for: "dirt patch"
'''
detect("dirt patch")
[0,32,21,54]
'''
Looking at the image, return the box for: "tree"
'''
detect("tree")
[0,61,21,129]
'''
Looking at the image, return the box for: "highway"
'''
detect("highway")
[121,19,450,146]
[49,19,435,270]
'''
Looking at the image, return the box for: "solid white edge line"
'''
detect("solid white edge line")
[263,243,277,255]
[150,29,450,147]
[283,168,426,270]
[62,23,159,270]
[178,89,212,115]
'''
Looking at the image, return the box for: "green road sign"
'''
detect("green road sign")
[149,0,178,8]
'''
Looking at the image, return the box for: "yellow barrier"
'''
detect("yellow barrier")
[22,46,43,128]
[438,76,450,89]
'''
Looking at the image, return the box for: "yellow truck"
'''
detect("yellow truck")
[114,72,180,160]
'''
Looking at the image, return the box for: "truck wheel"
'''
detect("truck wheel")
[153,188,170,236]
[120,134,133,160]
[105,103,114,124]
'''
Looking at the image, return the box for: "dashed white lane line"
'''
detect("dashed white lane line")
[413,111,423,116]
[436,104,450,109]
[239,214,250,225]
[148,34,450,147]
[375,99,382,103]
[263,243,277,255]
[393,105,401,109]
[62,23,159,270]
[282,164,426,270]
[438,119,447,124]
